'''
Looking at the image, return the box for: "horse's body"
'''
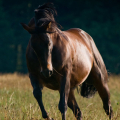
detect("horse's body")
[27,28,93,90]
[21,3,113,120]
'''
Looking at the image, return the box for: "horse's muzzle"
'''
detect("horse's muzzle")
[41,69,53,78]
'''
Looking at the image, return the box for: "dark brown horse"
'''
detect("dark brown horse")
[21,3,113,120]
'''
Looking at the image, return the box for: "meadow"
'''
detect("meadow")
[0,73,120,120]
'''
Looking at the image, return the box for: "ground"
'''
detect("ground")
[0,73,120,120]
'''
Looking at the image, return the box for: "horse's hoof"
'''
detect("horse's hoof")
[77,117,82,120]
[46,117,54,120]
[109,108,113,120]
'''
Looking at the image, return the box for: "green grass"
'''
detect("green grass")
[0,73,120,120]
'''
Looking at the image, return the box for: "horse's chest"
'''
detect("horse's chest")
[40,76,60,90]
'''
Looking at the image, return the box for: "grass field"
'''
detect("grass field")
[0,73,120,120]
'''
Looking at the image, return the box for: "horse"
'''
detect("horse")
[21,3,113,120]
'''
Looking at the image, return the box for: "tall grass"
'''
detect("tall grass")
[0,73,120,120]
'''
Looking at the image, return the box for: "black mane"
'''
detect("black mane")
[37,2,57,15]
[34,3,57,28]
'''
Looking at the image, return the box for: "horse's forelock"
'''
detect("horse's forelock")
[37,3,57,15]
[34,3,57,30]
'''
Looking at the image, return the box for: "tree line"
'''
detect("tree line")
[0,0,120,74]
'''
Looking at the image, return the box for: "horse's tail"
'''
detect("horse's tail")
[78,81,97,98]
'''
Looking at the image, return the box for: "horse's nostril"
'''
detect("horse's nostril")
[40,71,44,76]
[41,70,53,78]
[49,70,53,76]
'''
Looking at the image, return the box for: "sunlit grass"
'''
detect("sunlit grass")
[0,73,120,120]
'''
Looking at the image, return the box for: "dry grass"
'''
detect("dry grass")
[0,73,120,120]
[0,73,32,90]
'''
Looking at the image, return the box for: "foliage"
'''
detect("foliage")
[0,0,120,73]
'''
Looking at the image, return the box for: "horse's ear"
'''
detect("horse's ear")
[21,23,36,34]
[41,21,52,31]
[45,22,53,32]
[48,22,52,29]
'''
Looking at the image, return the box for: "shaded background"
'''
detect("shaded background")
[0,0,120,74]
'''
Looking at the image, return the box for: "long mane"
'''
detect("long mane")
[34,3,58,28]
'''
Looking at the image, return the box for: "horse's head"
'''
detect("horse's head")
[21,22,54,77]
[21,3,57,78]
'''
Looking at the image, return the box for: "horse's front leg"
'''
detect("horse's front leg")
[58,70,71,120]
[29,74,52,120]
